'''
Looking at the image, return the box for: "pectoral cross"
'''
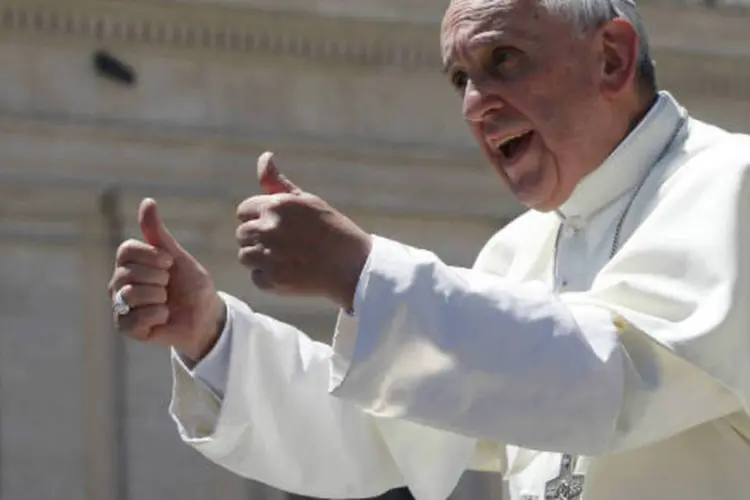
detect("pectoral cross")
[544,454,585,500]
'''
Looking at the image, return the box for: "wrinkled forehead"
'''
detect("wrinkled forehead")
[440,0,538,54]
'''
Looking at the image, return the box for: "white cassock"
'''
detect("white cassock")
[168,92,750,500]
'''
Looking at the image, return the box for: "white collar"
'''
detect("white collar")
[558,91,686,220]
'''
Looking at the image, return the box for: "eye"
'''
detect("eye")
[489,47,520,72]
[451,70,468,90]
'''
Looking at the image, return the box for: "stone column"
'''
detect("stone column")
[79,188,128,500]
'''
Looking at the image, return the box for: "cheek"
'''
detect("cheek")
[528,94,558,126]
[519,59,595,128]
[524,83,590,149]
[469,123,497,159]
[468,123,484,146]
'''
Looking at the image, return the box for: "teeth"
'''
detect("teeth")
[493,131,529,150]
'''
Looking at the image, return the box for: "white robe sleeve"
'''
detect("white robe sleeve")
[328,146,750,458]
[169,293,477,500]
[330,237,627,456]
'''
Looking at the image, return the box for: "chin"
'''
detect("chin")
[518,185,571,212]
[509,178,565,211]
[502,161,568,212]
[500,175,554,212]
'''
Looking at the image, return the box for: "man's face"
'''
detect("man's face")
[441,0,618,211]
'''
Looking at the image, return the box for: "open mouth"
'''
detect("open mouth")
[496,130,535,161]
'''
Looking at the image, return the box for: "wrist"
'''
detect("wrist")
[178,294,227,365]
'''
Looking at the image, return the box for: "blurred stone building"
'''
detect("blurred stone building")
[0,1,747,500]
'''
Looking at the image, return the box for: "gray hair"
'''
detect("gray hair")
[541,0,657,94]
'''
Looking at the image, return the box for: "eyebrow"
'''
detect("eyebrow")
[442,30,527,74]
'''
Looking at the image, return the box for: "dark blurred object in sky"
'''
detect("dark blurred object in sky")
[92,49,137,87]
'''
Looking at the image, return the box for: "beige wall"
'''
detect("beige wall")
[0,1,748,499]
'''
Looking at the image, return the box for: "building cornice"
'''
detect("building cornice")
[4,1,750,69]
[0,0,442,70]
[1,0,749,107]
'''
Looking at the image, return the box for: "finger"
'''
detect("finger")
[235,220,269,247]
[115,304,170,341]
[238,244,273,269]
[257,152,302,195]
[139,198,188,259]
[115,239,174,268]
[236,196,268,222]
[117,284,168,309]
[110,264,170,292]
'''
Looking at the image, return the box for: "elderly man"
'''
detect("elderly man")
[108,0,750,499]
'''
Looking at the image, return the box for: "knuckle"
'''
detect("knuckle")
[236,199,250,218]
[237,248,247,266]
[268,194,298,215]
[237,197,262,221]
[116,305,168,340]
[153,287,168,304]
[114,264,169,288]
[118,283,135,300]
[235,222,256,243]
[152,269,170,286]
[238,246,254,266]
[111,265,138,291]
[114,313,137,335]
[267,195,284,209]
[263,213,280,231]
[239,247,269,270]
[127,325,151,342]
[144,304,170,327]
[111,266,130,286]
[115,238,142,262]
[130,284,168,307]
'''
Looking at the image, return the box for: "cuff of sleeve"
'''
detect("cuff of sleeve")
[329,235,400,397]
[191,293,235,398]
[172,292,235,399]
[340,235,377,318]
[169,292,253,453]
[351,236,377,315]
[329,311,359,392]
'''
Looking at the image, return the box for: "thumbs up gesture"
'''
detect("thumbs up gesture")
[108,199,226,362]
[235,152,372,310]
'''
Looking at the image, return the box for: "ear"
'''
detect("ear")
[597,18,640,97]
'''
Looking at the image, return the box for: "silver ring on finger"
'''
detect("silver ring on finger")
[112,288,131,316]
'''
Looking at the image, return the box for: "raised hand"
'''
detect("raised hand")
[235,152,372,310]
[108,198,226,363]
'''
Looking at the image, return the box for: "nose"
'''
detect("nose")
[462,79,504,123]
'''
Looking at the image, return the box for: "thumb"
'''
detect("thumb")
[138,198,187,258]
[257,151,302,195]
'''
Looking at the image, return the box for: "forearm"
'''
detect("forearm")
[170,293,405,498]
